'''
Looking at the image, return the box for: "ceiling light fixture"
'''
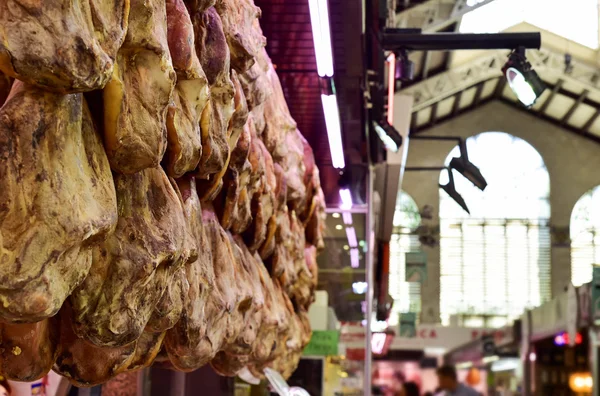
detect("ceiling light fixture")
[342,212,353,225]
[339,188,353,210]
[350,248,360,268]
[321,94,345,168]
[440,168,470,214]
[502,47,546,107]
[449,140,487,191]
[395,50,415,82]
[373,120,403,152]
[308,0,334,77]
[352,281,368,294]
[346,227,358,248]
[332,213,341,219]
[387,53,396,125]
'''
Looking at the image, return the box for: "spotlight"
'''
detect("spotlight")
[502,47,546,107]
[395,50,415,82]
[440,168,470,214]
[373,120,403,152]
[449,140,487,191]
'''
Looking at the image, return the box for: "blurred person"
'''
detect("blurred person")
[404,381,420,396]
[437,365,479,396]
[0,379,10,396]
[385,371,405,396]
[493,379,508,396]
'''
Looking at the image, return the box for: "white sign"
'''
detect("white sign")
[530,291,572,341]
[339,322,507,352]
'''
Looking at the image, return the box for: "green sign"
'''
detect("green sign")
[303,330,339,356]
[592,266,600,324]
[405,252,427,283]
[399,312,417,338]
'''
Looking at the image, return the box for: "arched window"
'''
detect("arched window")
[571,186,600,286]
[440,132,551,328]
[388,191,422,327]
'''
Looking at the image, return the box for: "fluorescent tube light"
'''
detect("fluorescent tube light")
[482,355,500,364]
[346,227,358,248]
[350,248,360,268]
[387,53,395,125]
[342,212,353,225]
[321,94,345,168]
[352,281,368,294]
[372,333,387,354]
[308,0,334,77]
[339,188,352,210]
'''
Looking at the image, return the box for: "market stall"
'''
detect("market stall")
[525,284,591,396]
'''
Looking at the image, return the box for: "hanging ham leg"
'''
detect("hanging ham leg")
[0,83,117,323]
[192,7,235,200]
[70,167,188,347]
[0,0,129,92]
[0,319,59,382]
[214,0,265,73]
[103,0,176,174]
[164,0,210,178]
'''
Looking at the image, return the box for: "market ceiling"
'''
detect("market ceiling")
[395,0,600,142]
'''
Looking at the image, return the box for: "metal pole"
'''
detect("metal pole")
[591,327,599,396]
[382,31,542,51]
[364,164,375,396]
[409,135,462,142]
[521,311,532,396]
[404,166,446,172]
[325,206,369,214]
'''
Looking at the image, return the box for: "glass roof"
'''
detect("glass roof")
[461,0,599,49]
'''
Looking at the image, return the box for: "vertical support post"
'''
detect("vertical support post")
[364,164,375,396]
[591,327,599,396]
[521,310,532,396]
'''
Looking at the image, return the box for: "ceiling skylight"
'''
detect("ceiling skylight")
[460,0,599,49]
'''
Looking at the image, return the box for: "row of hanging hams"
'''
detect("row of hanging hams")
[0,0,326,386]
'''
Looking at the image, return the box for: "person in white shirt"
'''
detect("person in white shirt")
[436,366,480,396]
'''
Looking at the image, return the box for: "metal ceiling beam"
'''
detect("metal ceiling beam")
[538,79,563,114]
[582,108,600,132]
[430,101,438,125]
[493,77,507,98]
[561,89,589,125]
[472,81,485,107]
[451,90,463,115]
[399,47,600,113]
[497,97,600,144]
[394,0,497,33]
[416,88,497,132]
[421,51,432,79]
[415,94,600,145]
[382,32,541,51]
